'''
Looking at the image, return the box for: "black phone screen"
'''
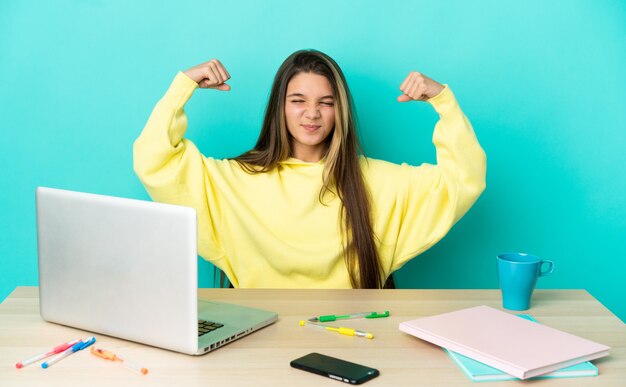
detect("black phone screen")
[290,352,380,384]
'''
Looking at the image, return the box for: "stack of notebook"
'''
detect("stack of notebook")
[399,305,610,381]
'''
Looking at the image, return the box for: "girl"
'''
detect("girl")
[134,49,486,289]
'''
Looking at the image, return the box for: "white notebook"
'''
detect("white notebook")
[399,305,610,379]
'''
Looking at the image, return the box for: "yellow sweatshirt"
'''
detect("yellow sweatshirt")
[133,72,486,288]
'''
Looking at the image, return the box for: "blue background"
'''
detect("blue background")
[1,1,624,322]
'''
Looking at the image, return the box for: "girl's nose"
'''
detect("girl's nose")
[304,105,321,119]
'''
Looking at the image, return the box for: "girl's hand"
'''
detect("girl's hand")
[184,59,231,91]
[397,71,444,102]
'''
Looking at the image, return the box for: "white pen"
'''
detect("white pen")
[16,339,81,368]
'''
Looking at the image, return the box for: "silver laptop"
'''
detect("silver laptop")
[36,187,278,355]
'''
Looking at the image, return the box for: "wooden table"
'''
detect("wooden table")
[1,287,624,386]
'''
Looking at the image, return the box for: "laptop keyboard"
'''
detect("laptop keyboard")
[198,319,224,337]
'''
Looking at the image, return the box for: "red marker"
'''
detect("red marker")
[16,339,81,368]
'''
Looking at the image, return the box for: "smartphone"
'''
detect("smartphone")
[290,352,380,384]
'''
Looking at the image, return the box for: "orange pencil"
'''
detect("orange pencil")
[90,347,148,375]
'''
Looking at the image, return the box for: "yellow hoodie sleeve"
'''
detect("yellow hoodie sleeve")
[366,86,486,273]
[133,72,226,261]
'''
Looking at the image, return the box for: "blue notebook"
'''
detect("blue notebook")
[445,315,598,382]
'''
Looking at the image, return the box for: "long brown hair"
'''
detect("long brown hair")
[233,49,384,288]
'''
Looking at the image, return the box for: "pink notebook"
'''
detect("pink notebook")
[399,305,610,380]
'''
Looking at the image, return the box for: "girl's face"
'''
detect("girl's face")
[284,72,336,162]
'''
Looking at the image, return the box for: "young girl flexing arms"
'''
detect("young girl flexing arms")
[134,49,486,289]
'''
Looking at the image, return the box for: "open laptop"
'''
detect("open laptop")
[36,187,278,355]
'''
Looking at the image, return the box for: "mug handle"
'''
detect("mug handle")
[539,260,554,277]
